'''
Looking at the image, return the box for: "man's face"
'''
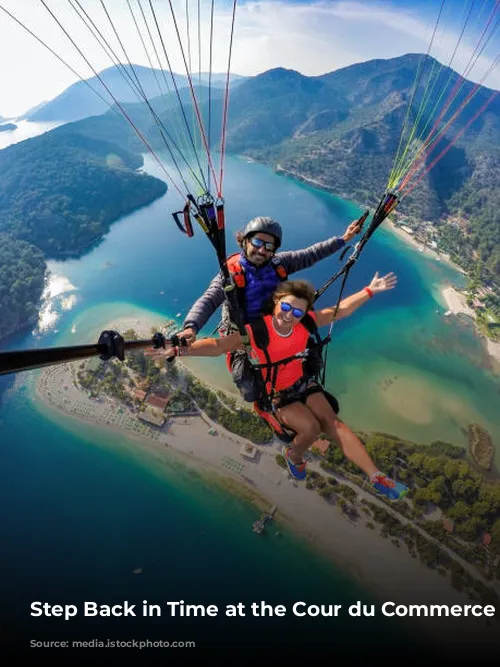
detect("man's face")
[244,233,277,266]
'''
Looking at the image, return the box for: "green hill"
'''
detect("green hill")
[0,127,167,341]
[0,128,167,257]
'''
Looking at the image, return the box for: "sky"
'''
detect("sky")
[0,0,498,118]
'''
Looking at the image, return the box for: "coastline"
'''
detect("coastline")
[439,285,500,368]
[33,318,498,645]
[382,220,500,370]
[383,218,464,273]
[271,165,500,371]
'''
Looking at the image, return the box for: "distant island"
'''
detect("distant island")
[0,123,16,132]
[36,318,500,617]
[0,127,167,342]
[468,424,495,471]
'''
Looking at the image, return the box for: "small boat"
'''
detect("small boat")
[132,568,143,575]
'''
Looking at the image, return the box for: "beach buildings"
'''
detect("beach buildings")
[138,406,166,427]
[146,393,171,411]
[240,443,259,460]
[400,225,414,235]
[133,389,147,402]
[137,392,172,428]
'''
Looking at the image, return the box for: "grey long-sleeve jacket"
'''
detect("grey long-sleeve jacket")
[182,235,346,333]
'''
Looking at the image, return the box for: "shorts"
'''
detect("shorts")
[272,377,340,414]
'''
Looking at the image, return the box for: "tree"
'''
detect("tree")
[452,476,480,502]
[446,500,471,521]
[458,517,484,541]
[318,487,332,500]
[365,435,398,470]
[490,519,500,553]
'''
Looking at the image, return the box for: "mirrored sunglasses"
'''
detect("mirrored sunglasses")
[280,302,305,318]
[250,237,275,251]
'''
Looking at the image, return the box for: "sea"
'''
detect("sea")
[1,125,499,656]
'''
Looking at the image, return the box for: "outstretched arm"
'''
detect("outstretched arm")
[277,219,363,274]
[164,332,243,358]
[315,272,397,327]
[179,272,226,344]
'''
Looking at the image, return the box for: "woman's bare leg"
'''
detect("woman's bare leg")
[305,391,378,477]
[276,401,322,465]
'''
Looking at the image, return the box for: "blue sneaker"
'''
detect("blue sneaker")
[282,446,307,481]
[371,474,408,501]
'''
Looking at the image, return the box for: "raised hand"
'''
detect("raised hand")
[368,271,398,293]
[342,218,364,242]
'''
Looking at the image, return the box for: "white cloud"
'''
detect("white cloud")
[0,0,498,118]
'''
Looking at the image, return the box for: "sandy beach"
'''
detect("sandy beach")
[33,317,499,647]
[385,218,463,270]
[441,286,476,319]
[440,285,500,368]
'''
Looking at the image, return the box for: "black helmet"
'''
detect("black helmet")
[243,217,282,248]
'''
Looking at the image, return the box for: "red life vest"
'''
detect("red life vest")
[245,313,318,393]
[226,252,287,292]
[224,252,288,372]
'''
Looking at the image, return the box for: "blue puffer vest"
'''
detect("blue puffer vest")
[240,254,282,322]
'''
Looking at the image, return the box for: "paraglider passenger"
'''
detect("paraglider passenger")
[164,273,408,500]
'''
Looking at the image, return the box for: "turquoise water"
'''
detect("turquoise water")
[1,151,499,654]
[1,375,420,654]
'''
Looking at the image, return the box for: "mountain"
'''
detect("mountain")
[220,67,350,152]
[231,56,500,279]
[17,100,49,121]
[27,65,247,123]
[28,54,500,279]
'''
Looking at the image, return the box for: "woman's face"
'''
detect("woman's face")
[273,295,309,328]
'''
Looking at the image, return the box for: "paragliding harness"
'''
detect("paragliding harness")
[244,314,339,444]
[229,312,327,404]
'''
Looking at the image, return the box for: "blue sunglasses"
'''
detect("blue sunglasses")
[249,237,275,251]
[280,302,305,318]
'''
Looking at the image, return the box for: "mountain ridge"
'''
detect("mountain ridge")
[27,65,248,123]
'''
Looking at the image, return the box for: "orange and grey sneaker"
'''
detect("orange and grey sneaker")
[370,472,408,501]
